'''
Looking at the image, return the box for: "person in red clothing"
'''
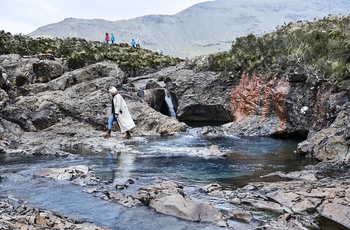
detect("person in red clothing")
[105,33,110,44]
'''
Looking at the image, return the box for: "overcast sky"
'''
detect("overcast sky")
[1,0,211,35]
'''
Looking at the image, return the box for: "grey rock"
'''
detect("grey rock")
[228,210,253,222]
[317,202,350,229]
[0,198,108,230]
[135,181,223,223]
[33,60,64,83]
[35,165,100,186]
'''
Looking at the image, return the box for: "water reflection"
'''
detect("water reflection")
[110,150,136,183]
[0,133,318,229]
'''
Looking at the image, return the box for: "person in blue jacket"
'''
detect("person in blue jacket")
[131,39,136,47]
[111,34,115,44]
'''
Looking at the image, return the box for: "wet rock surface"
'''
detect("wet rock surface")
[28,157,350,229]
[0,197,109,230]
[223,159,350,229]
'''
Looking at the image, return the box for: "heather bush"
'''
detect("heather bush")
[0,31,181,77]
[208,15,350,85]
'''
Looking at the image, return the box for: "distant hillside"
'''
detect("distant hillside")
[25,0,350,58]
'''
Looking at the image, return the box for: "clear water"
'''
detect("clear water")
[0,132,317,229]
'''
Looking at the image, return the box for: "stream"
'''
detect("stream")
[0,129,317,229]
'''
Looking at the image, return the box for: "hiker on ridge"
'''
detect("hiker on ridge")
[136,37,140,48]
[131,38,136,47]
[103,86,135,139]
[105,33,110,44]
[111,34,115,44]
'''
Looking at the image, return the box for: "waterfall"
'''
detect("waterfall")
[164,90,176,118]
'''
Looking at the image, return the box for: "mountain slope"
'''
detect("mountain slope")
[28,0,350,58]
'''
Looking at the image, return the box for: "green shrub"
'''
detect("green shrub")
[205,15,350,85]
[0,31,182,76]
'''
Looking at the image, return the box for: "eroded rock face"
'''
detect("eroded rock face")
[297,102,350,161]
[0,54,66,87]
[141,88,167,113]
[128,64,349,161]
[130,66,234,123]
[227,69,349,160]
[229,73,289,136]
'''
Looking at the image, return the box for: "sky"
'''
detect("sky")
[1,0,210,35]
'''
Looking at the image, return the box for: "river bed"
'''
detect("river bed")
[0,130,317,229]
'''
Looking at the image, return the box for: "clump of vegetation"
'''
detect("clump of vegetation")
[207,15,350,85]
[0,31,182,77]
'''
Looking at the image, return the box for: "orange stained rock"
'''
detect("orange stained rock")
[230,72,290,133]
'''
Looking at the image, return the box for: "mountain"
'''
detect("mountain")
[28,0,350,58]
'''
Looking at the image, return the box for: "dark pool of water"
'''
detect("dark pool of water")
[0,133,317,229]
[87,134,317,188]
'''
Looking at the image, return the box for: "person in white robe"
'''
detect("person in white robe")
[103,86,135,139]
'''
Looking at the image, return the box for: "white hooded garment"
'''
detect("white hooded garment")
[113,94,136,133]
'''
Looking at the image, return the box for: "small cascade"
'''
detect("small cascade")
[164,89,176,118]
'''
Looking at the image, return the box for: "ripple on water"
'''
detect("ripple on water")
[0,133,317,229]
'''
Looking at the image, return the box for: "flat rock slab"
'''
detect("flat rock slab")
[317,202,350,229]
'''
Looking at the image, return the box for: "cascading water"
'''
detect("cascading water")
[164,89,176,118]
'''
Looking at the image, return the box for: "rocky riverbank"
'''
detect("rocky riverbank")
[1,54,350,229]
[2,155,349,229]
[0,197,109,230]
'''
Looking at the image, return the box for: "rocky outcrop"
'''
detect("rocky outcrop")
[0,55,190,161]
[228,70,341,137]
[226,69,349,160]
[1,53,349,161]
[130,63,349,161]
[0,198,108,230]
[129,65,234,123]
[297,102,350,161]
[32,60,64,83]
[198,161,350,229]
[0,54,66,87]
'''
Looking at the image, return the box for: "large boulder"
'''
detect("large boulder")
[129,65,234,123]
[297,102,350,161]
[134,182,223,223]
[36,165,99,186]
[32,60,64,83]
[0,54,66,87]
